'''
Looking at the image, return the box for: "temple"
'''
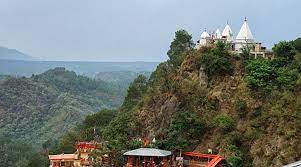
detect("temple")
[48,142,100,167]
[196,17,272,58]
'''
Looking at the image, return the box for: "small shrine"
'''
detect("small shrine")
[124,148,172,167]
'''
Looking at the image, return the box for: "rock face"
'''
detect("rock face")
[199,66,208,87]
[124,49,301,167]
[136,94,179,138]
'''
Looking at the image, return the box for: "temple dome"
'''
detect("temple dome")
[200,31,210,38]
[222,24,233,41]
[236,18,254,42]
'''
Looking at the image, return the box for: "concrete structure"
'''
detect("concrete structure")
[124,148,172,167]
[282,160,301,167]
[196,17,271,59]
[48,142,100,167]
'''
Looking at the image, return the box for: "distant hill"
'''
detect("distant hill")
[0,46,37,61]
[94,71,151,94]
[0,67,126,146]
[0,60,159,77]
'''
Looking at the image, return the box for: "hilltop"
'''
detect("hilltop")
[58,31,301,166]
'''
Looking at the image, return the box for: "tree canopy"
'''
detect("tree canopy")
[167,29,194,68]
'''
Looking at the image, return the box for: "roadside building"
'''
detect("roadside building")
[48,142,100,167]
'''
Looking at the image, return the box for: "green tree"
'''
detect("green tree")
[245,58,276,91]
[167,29,194,68]
[160,111,205,150]
[50,132,81,154]
[200,41,234,77]
[275,67,299,90]
[214,114,235,132]
[122,75,148,110]
[272,41,297,63]
[81,109,117,140]
[149,62,173,92]
[292,37,301,53]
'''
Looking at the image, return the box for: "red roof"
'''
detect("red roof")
[48,154,77,161]
[76,142,99,149]
[183,152,225,167]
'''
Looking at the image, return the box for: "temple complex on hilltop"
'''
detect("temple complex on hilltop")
[196,17,272,58]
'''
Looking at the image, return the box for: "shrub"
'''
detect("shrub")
[214,114,235,132]
[272,41,297,63]
[234,99,247,118]
[162,111,205,150]
[227,156,243,167]
[200,41,234,77]
[275,67,298,90]
[245,58,276,91]
[225,144,243,167]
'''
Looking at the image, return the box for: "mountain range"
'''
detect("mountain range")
[0,46,37,61]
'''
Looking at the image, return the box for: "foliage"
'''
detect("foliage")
[292,38,301,53]
[275,67,299,89]
[214,114,235,132]
[245,55,299,91]
[0,137,49,167]
[49,132,82,154]
[234,99,247,118]
[167,29,194,68]
[0,67,127,146]
[200,41,234,77]
[272,41,297,63]
[122,75,148,110]
[225,145,243,167]
[159,111,205,150]
[149,62,174,93]
[245,58,275,91]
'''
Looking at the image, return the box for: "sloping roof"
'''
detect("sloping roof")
[123,148,171,157]
[222,24,233,41]
[48,154,77,160]
[236,19,254,42]
[201,31,210,39]
[282,160,301,167]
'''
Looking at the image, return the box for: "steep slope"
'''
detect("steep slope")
[76,32,301,167]
[125,42,301,166]
[0,67,124,145]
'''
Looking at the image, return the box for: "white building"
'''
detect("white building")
[196,18,271,58]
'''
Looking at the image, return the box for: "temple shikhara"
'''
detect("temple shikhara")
[196,17,272,58]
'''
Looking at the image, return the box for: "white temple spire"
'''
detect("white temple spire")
[215,29,222,39]
[236,17,254,42]
[222,22,233,41]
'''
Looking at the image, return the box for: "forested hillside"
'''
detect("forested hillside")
[0,67,125,147]
[94,71,151,95]
[57,31,301,167]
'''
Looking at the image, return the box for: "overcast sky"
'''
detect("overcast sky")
[0,0,300,62]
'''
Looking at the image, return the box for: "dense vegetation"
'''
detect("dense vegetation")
[54,31,301,167]
[0,136,48,167]
[0,67,145,166]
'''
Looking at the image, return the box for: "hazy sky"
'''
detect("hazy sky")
[0,0,300,62]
